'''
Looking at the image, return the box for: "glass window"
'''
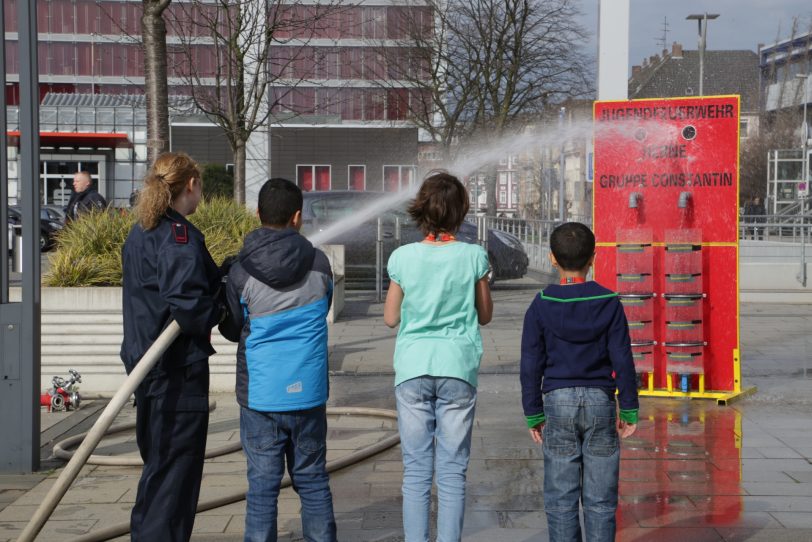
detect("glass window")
[740,118,749,137]
[500,191,507,204]
[116,108,134,126]
[96,109,115,128]
[383,165,416,191]
[349,165,365,191]
[297,165,331,192]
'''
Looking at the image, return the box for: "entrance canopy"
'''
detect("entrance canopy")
[6,131,132,148]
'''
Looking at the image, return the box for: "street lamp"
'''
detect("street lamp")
[795,73,809,286]
[686,13,720,96]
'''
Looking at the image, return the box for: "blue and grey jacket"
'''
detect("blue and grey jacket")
[219,227,332,412]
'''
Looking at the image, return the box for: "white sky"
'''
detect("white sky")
[580,0,812,74]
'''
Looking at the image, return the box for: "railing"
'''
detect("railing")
[739,215,812,243]
[474,216,592,274]
[483,215,812,286]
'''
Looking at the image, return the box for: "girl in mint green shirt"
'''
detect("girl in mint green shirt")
[384,172,492,542]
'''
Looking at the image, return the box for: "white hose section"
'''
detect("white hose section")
[63,407,400,542]
[17,321,182,542]
[17,319,401,542]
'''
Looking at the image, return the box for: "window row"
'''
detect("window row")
[270,46,431,81]
[4,41,223,79]
[6,1,432,41]
[296,164,417,192]
[11,40,429,83]
[272,87,426,122]
[268,5,433,41]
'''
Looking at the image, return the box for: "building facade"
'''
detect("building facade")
[4,0,427,207]
[758,31,812,212]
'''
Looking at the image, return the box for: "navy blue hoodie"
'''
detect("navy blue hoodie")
[520,281,639,420]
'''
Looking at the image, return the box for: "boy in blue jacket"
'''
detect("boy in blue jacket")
[220,178,336,542]
[520,222,638,542]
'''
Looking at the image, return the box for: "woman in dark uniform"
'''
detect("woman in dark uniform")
[120,152,222,541]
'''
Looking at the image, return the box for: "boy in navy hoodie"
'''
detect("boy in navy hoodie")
[520,222,638,542]
[219,178,337,542]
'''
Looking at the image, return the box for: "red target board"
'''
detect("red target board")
[593,96,743,399]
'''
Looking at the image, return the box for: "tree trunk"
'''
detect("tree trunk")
[233,139,246,205]
[142,1,171,166]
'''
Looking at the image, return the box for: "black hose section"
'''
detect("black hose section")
[64,407,400,542]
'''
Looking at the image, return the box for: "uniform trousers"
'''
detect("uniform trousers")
[130,360,210,542]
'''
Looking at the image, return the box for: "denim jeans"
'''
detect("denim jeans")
[395,376,477,542]
[542,387,619,542]
[240,405,336,542]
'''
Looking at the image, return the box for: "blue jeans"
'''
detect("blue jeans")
[240,405,336,542]
[542,387,619,542]
[395,376,477,542]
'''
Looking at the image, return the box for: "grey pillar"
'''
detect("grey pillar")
[0,0,41,473]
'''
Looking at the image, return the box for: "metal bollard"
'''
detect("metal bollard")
[394,216,401,247]
[376,216,383,302]
[12,224,22,273]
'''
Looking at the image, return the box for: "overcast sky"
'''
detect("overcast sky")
[579,0,812,74]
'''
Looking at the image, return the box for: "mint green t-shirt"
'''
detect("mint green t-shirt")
[387,241,490,387]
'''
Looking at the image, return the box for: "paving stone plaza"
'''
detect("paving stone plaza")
[2,278,812,541]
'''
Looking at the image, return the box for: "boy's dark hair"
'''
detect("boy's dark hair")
[408,171,470,235]
[258,178,303,226]
[550,222,596,271]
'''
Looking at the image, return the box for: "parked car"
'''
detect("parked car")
[43,205,66,224]
[7,206,63,251]
[301,191,528,288]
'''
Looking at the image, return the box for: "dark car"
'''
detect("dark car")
[301,191,528,288]
[7,206,63,251]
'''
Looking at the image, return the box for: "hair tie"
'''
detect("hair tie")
[151,172,170,187]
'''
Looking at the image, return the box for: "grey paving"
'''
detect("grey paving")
[2,277,812,541]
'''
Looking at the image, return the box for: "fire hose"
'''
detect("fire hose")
[17,321,401,542]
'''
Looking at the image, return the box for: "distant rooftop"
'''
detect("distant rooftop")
[628,43,760,112]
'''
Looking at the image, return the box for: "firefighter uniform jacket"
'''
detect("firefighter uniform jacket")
[121,208,222,375]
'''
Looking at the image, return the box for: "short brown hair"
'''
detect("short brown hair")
[550,222,595,271]
[408,171,470,235]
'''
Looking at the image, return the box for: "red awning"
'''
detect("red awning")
[6,131,132,148]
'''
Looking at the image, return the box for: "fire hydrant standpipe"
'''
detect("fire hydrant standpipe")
[18,320,402,542]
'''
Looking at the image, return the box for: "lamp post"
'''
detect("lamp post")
[795,73,809,286]
[686,13,719,96]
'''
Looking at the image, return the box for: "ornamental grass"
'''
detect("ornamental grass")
[45,198,259,287]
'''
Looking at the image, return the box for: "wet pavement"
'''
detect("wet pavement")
[1,278,812,541]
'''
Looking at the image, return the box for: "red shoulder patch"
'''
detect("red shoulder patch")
[172,223,188,244]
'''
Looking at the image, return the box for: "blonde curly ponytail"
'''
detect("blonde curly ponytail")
[136,152,201,230]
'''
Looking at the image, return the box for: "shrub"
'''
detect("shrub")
[201,163,234,199]
[45,198,259,287]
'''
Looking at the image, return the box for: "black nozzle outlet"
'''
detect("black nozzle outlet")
[681,125,697,141]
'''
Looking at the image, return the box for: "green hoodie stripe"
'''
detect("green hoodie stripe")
[539,292,618,303]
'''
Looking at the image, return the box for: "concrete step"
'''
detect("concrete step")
[43,313,123,324]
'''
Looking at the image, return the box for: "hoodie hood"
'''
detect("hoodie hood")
[537,282,620,343]
[238,227,315,288]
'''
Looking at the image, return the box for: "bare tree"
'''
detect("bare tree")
[142,0,172,166]
[165,0,343,204]
[376,0,591,215]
